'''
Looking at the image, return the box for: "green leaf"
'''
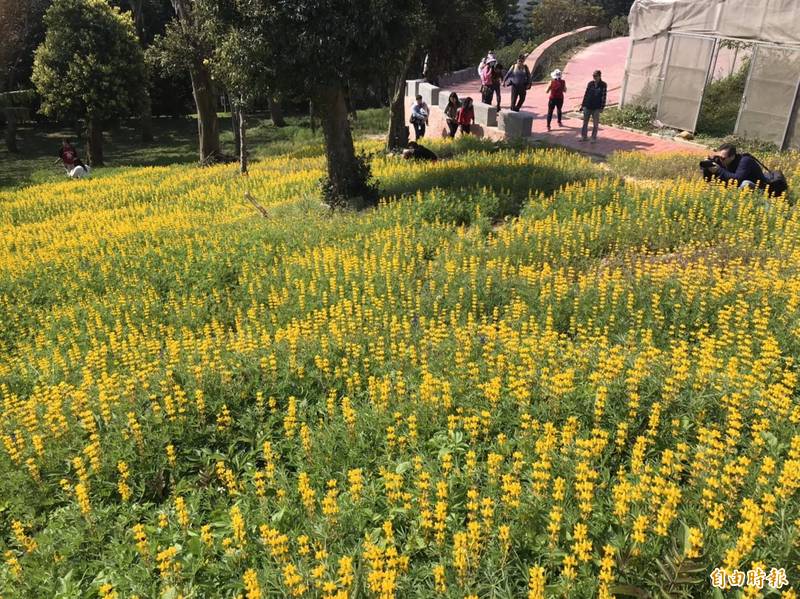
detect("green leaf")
[610,584,650,598]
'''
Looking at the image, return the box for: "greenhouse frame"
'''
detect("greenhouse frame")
[621,0,800,148]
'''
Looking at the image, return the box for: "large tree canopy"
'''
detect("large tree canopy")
[234,0,423,208]
[32,0,146,165]
[233,0,508,207]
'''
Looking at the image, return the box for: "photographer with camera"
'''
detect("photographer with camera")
[700,143,786,197]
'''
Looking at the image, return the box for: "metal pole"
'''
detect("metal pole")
[669,31,797,52]
[620,38,635,108]
[691,37,719,133]
[734,43,759,137]
[656,34,675,122]
[781,67,800,150]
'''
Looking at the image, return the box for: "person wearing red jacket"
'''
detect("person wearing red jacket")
[456,97,475,134]
[55,139,89,176]
[545,69,567,131]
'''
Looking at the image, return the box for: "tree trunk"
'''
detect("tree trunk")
[171,0,220,162]
[127,0,153,142]
[239,107,248,175]
[4,110,18,153]
[189,62,220,163]
[231,105,240,155]
[387,48,416,150]
[140,91,154,142]
[314,84,376,211]
[87,117,104,166]
[309,100,316,135]
[268,95,286,127]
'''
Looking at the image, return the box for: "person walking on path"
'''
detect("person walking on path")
[503,55,531,112]
[410,94,429,140]
[489,62,503,111]
[478,50,497,78]
[480,59,494,105]
[444,92,460,138]
[580,70,607,143]
[456,97,475,134]
[545,69,566,130]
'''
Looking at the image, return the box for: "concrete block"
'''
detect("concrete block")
[438,90,453,111]
[499,110,534,138]
[405,79,425,98]
[474,102,497,128]
[419,82,440,108]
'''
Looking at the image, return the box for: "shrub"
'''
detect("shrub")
[602,104,656,131]
[494,39,537,72]
[418,187,502,226]
[609,15,629,36]
[530,0,604,38]
[696,59,749,138]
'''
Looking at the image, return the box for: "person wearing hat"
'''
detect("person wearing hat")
[503,54,532,112]
[545,69,567,131]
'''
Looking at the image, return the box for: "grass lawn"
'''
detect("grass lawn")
[0,108,389,190]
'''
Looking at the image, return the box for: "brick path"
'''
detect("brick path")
[447,37,706,157]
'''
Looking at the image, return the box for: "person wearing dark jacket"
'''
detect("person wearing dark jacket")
[503,55,531,112]
[580,70,607,143]
[703,144,767,190]
[403,141,438,161]
[444,92,460,138]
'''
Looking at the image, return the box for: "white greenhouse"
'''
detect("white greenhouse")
[621,0,800,148]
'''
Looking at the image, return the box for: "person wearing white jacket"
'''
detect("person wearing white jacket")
[409,94,429,140]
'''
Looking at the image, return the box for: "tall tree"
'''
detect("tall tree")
[0,0,51,151]
[240,0,419,209]
[209,28,266,174]
[0,0,51,90]
[125,0,154,141]
[148,0,221,162]
[31,0,146,165]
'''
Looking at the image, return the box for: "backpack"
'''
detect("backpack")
[480,65,493,86]
[746,153,788,197]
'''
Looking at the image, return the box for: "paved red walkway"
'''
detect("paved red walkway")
[448,37,705,156]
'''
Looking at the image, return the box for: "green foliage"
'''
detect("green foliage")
[0,108,390,189]
[418,187,501,227]
[530,0,604,38]
[714,134,780,155]
[609,14,628,36]
[602,103,656,131]
[607,151,698,181]
[3,138,800,597]
[31,0,146,122]
[0,90,37,110]
[696,59,749,138]
[494,39,537,72]
[321,151,379,210]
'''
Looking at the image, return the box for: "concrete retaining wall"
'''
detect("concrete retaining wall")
[525,26,611,80]
[439,67,477,88]
[404,79,514,142]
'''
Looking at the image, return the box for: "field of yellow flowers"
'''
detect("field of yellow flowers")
[1,138,800,598]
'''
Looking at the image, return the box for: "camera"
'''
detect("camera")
[699,157,720,169]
